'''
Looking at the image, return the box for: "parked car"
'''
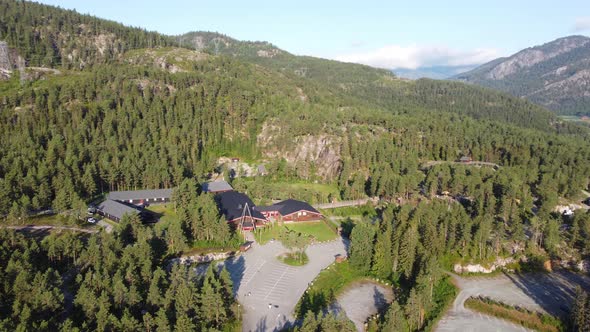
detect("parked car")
[240,241,253,252]
[87,217,97,224]
[87,207,96,214]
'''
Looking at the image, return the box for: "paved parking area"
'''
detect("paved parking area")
[436,271,590,332]
[334,282,393,332]
[222,238,347,332]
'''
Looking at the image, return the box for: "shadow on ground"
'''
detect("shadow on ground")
[503,270,590,317]
[226,255,246,295]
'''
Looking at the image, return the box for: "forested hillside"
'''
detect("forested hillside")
[0,0,175,68]
[178,31,568,132]
[1,1,590,331]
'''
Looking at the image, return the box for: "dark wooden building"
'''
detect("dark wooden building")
[257,199,323,222]
[108,188,173,206]
[215,191,268,231]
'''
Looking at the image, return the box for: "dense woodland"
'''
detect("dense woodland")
[1,0,590,331]
[0,224,238,331]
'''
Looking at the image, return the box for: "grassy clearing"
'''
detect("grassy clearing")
[232,178,339,205]
[465,296,563,332]
[254,221,337,245]
[278,252,309,266]
[147,203,178,231]
[320,204,377,218]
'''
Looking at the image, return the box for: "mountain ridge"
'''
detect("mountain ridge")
[454,35,590,115]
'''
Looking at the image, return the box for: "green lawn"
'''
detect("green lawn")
[278,252,309,266]
[232,178,339,205]
[146,203,178,230]
[254,221,337,245]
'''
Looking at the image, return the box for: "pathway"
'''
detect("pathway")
[314,197,378,210]
[0,225,98,234]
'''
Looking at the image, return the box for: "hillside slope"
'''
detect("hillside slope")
[455,35,590,115]
[178,31,563,131]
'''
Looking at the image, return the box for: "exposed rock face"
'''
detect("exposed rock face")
[577,260,590,273]
[256,49,281,58]
[257,122,342,180]
[124,48,208,73]
[455,35,590,114]
[169,251,235,267]
[0,41,11,71]
[453,257,516,274]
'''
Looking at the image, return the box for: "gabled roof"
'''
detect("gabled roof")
[202,180,233,193]
[259,199,321,216]
[215,191,266,222]
[97,199,141,220]
[108,188,173,201]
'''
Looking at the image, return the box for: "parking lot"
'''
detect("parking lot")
[222,237,347,332]
[436,271,590,332]
[334,282,393,332]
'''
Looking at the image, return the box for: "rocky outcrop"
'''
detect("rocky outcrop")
[454,257,516,274]
[577,260,590,273]
[0,41,11,71]
[257,122,343,180]
[168,251,235,267]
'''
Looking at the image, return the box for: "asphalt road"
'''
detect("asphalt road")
[436,271,590,332]
[222,237,347,332]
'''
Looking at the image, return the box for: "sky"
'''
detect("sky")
[38,0,590,70]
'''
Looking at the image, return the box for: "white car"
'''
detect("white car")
[87,217,97,224]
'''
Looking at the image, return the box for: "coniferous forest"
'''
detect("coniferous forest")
[1,0,590,331]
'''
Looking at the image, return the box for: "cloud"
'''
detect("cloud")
[573,17,590,32]
[333,44,501,69]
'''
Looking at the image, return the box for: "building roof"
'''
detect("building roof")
[215,191,266,222]
[202,180,233,193]
[259,199,321,217]
[108,188,173,201]
[97,199,141,220]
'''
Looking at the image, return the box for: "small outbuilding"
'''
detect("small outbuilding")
[202,180,234,193]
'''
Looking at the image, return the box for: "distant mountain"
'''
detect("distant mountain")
[393,65,477,80]
[454,35,590,115]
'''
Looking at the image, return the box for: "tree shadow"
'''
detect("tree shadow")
[340,218,355,238]
[372,285,388,312]
[255,316,267,332]
[225,255,246,295]
[502,270,590,318]
[340,236,351,253]
[274,314,293,332]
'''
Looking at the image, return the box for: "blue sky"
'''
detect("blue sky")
[39,0,590,69]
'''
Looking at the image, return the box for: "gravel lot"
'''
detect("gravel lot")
[436,271,590,332]
[222,237,347,332]
[335,282,393,332]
